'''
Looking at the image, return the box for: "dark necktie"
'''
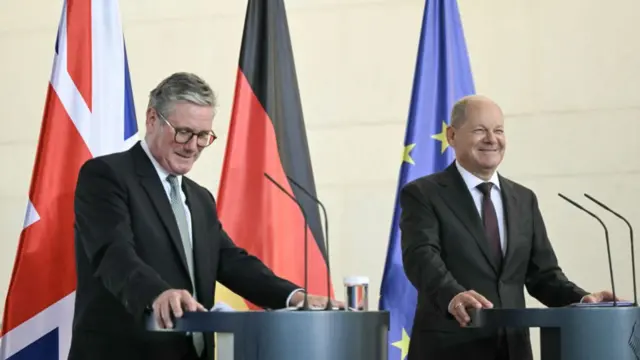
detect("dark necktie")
[476,182,503,262]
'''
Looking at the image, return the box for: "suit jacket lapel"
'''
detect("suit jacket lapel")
[182,180,212,301]
[500,176,520,272]
[437,163,500,274]
[132,143,191,278]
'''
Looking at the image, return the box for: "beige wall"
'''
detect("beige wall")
[1,0,640,358]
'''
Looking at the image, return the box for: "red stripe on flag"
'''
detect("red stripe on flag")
[1,85,91,335]
[217,70,330,310]
[66,0,92,111]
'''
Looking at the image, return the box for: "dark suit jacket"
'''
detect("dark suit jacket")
[401,162,587,360]
[68,142,299,360]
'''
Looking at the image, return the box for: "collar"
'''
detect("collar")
[455,160,500,191]
[140,139,182,188]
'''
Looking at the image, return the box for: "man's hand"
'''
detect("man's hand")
[581,290,619,303]
[152,289,206,329]
[448,290,494,327]
[289,291,345,309]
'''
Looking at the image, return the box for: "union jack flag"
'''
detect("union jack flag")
[0,0,137,358]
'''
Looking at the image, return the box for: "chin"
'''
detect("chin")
[169,162,194,175]
[476,158,501,170]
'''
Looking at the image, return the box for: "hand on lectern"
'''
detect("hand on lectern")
[152,289,207,329]
[448,290,494,327]
[581,290,620,303]
[289,291,345,309]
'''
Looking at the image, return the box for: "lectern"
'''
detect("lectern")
[146,310,389,360]
[468,306,640,360]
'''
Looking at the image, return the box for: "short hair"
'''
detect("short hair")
[450,95,501,128]
[148,72,217,117]
[450,97,471,128]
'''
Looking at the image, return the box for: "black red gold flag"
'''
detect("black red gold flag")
[216,0,332,309]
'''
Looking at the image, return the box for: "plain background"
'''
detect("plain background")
[1,0,639,358]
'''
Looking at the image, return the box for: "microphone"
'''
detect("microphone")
[285,174,333,310]
[558,193,617,306]
[264,172,310,310]
[583,193,637,306]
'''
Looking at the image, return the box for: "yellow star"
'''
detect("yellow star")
[403,143,416,165]
[392,328,410,360]
[431,121,450,153]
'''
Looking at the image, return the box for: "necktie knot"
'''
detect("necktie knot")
[477,182,493,196]
[167,174,179,188]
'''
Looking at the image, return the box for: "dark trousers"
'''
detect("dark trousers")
[181,336,205,360]
[495,330,510,360]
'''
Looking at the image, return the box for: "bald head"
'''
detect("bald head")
[450,95,502,128]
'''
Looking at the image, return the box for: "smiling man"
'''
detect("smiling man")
[69,72,332,360]
[399,95,615,360]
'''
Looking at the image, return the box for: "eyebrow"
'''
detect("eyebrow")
[175,125,212,134]
[474,125,503,129]
[157,112,211,134]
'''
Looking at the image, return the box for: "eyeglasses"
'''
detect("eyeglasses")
[156,110,217,147]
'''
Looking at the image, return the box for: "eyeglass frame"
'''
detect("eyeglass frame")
[154,109,217,147]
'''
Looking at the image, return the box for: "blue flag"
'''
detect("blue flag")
[378,1,475,359]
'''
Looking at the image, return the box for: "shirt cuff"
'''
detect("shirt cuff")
[286,288,305,307]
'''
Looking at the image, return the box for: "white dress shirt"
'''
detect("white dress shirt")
[448,162,507,312]
[140,140,193,247]
[455,161,507,254]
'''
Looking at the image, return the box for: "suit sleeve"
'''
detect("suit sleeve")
[205,192,300,309]
[74,158,171,317]
[400,182,466,314]
[525,192,589,306]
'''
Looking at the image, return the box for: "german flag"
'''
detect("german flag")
[215,0,333,311]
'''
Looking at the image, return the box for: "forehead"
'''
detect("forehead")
[166,102,214,131]
[463,101,503,127]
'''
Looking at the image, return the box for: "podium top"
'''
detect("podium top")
[145,309,389,333]
[468,305,640,329]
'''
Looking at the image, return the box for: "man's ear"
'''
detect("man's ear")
[446,125,455,146]
[145,108,155,127]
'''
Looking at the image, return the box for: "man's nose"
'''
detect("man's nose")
[484,132,496,143]
[185,135,199,150]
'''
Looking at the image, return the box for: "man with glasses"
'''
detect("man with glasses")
[68,72,333,360]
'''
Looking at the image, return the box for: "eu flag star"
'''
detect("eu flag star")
[392,328,410,360]
[430,121,449,153]
[403,144,416,165]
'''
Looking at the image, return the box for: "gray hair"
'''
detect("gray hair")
[450,95,500,128]
[450,97,471,128]
[148,72,217,117]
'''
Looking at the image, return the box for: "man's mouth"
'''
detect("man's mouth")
[176,153,192,159]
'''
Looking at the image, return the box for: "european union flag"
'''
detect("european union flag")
[378,1,475,359]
